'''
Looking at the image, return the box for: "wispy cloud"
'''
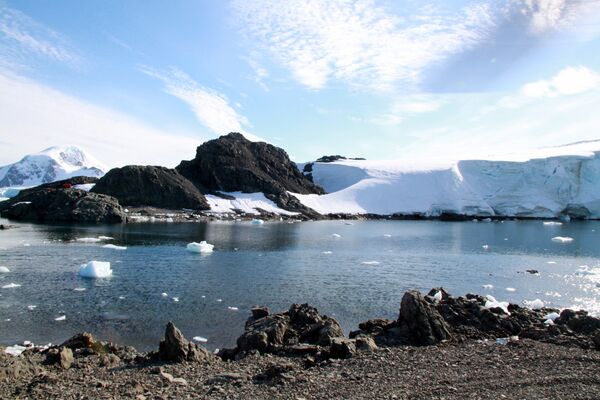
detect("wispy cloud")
[0,69,200,168]
[0,5,78,66]
[141,66,265,141]
[232,0,495,91]
[522,66,600,97]
[354,96,443,126]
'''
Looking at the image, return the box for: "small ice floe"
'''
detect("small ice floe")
[79,261,112,278]
[76,237,102,243]
[361,261,380,266]
[27,305,37,310]
[322,251,332,254]
[551,236,574,243]
[2,283,21,289]
[4,344,29,356]
[186,241,214,253]
[331,233,341,238]
[482,284,494,290]
[523,299,544,310]
[0,266,10,273]
[118,296,125,300]
[484,295,510,315]
[161,292,168,297]
[98,236,114,240]
[344,222,353,225]
[504,238,508,241]
[547,261,557,264]
[543,221,563,226]
[201,295,206,298]
[193,336,208,343]
[505,287,516,292]
[102,244,127,250]
[172,297,179,302]
[544,312,560,321]
[73,287,86,292]
[55,315,66,321]
[216,299,223,302]
[545,291,562,298]
[383,234,392,238]
[227,306,239,311]
[251,219,264,225]
[482,218,492,223]
[482,245,489,250]
[23,243,30,247]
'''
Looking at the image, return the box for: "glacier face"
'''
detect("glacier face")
[292,146,600,218]
[0,145,106,188]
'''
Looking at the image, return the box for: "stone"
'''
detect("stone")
[160,371,188,386]
[398,290,451,346]
[91,165,209,210]
[329,338,357,359]
[251,306,270,320]
[207,372,251,384]
[158,321,214,363]
[99,354,121,368]
[59,347,73,369]
[60,332,96,350]
[355,336,378,352]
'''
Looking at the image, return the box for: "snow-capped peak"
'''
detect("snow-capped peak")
[0,145,107,188]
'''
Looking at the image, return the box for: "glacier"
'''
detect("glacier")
[292,141,600,219]
[0,145,106,188]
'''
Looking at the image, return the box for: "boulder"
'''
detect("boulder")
[58,347,73,369]
[158,321,214,363]
[398,290,451,346]
[91,165,209,210]
[0,184,125,223]
[329,338,357,359]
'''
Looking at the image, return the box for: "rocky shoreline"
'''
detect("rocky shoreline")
[2,288,600,399]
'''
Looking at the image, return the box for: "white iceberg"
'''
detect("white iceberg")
[543,221,563,226]
[76,237,103,243]
[186,241,214,253]
[193,336,208,343]
[251,219,265,225]
[505,287,516,292]
[484,295,510,315]
[0,266,10,273]
[73,287,86,292]
[161,292,168,297]
[552,236,574,243]
[482,284,494,289]
[227,306,239,311]
[2,283,21,289]
[79,261,112,278]
[172,297,179,302]
[544,312,560,321]
[482,245,489,250]
[322,251,332,254]
[102,244,127,250]
[523,299,544,310]
[97,236,114,240]
[27,305,37,310]
[361,261,380,265]
[55,315,66,321]
[331,233,341,238]
[4,344,28,356]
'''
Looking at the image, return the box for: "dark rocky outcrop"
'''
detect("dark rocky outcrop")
[315,155,366,163]
[222,303,345,359]
[158,322,214,363]
[0,179,125,223]
[398,290,451,346]
[176,133,324,216]
[91,165,209,210]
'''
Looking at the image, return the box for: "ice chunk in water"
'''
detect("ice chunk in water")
[161,292,168,297]
[482,284,494,289]
[523,299,544,310]
[331,233,341,238]
[2,283,21,289]
[383,234,392,238]
[543,221,563,226]
[27,305,36,310]
[505,287,516,292]
[4,344,27,356]
[79,261,112,278]
[361,261,380,265]
[551,236,573,243]
[193,336,208,343]
[98,236,114,240]
[73,287,86,292]
[102,244,127,250]
[482,245,489,250]
[227,306,239,311]
[186,241,214,253]
[544,312,560,321]
[76,237,102,243]
[55,315,66,321]
[0,266,9,273]
[251,219,264,225]
[172,297,179,302]
[322,251,332,254]
[484,295,510,315]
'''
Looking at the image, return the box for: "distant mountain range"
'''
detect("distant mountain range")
[0,145,106,188]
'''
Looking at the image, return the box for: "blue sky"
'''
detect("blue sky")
[2,0,600,167]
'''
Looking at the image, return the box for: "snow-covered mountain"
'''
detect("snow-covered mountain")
[293,141,600,219]
[0,145,107,188]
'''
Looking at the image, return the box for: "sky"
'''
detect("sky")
[2,0,600,167]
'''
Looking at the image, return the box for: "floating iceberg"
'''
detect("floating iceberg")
[361,261,380,265]
[322,251,332,254]
[79,261,112,278]
[102,244,127,250]
[227,306,239,311]
[482,284,494,289]
[0,266,9,273]
[73,287,86,292]
[331,233,341,238]
[186,241,214,253]
[55,315,66,321]
[251,219,265,225]
[76,237,103,243]
[523,299,544,310]
[193,336,208,343]
[543,221,563,226]
[552,236,574,243]
[98,236,114,240]
[383,234,392,238]
[172,297,179,302]
[2,283,21,289]
[161,292,168,297]
[544,312,560,321]
[27,305,36,310]
[484,295,510,315]
[482,245,489,250]
[505,287,516,292]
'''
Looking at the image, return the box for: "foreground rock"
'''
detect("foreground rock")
[0,178,125,223]
[157,321,215,363]
[91,165,210,210]
[176,133,324,216]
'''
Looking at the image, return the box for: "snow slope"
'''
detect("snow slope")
[293,141,600,218]
[0,145,106,188]
[205,192,298,216]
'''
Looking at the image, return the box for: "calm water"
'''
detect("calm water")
[1,218,599,351]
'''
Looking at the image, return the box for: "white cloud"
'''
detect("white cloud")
[0,69,201,168]
[522,66,600,98]
[232,0,495,91]
[0,5,78,66]
[141,67,265,142]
